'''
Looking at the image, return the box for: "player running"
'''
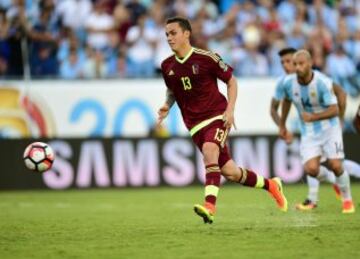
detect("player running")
[157,17,287,224]
[271,48,360,210]
[279,49,355,213]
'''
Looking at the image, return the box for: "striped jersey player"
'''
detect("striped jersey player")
[279,49,354,213]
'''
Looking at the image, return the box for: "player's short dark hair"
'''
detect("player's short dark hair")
[278,47,297,57]
[166,17,192,33]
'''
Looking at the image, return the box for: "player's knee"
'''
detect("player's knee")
[327,161,343,176]
[304,164,319,177]
[202,142,219,164]
[220,160,240,182]
[221,168,237,182]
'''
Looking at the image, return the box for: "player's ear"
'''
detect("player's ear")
[184,30,190,39]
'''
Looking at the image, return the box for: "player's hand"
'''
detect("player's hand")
[157,104,170,125]
[284,131,294,144]
[301,112,315,122]
[279,125,288,140]
[223,107,234,129]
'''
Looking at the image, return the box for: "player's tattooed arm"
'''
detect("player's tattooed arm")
[157,89,175,125]
[333,83,347,122]
[165,88,176,108]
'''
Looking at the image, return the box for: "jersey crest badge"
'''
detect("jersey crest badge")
[192,64,199,74]
[168,70,175,76]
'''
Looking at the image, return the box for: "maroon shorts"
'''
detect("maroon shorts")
[191,119,231,168]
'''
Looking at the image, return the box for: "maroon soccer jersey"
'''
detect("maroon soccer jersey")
[161,48,233,130]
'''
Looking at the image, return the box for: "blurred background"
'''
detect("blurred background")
[0,0,359,189]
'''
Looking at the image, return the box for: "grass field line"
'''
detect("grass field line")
[289,213,319,228]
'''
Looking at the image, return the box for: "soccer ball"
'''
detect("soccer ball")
[23,142,55,173]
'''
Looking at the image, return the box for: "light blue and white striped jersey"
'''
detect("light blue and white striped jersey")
[273,76,287,101]
[280,70,340,136]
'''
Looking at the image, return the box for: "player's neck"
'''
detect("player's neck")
[174,44,193,59]
[298,70,314,85]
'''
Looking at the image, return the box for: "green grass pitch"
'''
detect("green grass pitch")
[0,184,359,259]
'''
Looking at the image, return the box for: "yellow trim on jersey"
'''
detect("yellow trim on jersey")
[189,115,223,136]
[193,48,220,63]
[220,128,229,148]
[194,48,220,60]
[175,47,194,64]
[205,185,219,197]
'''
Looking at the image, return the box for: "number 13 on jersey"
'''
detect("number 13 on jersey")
[181,76,192,90]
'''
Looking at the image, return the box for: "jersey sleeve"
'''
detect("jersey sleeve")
[319,78,337,106]
[273,77,285,101]
[160,62,170,89]
[210,54,233,83]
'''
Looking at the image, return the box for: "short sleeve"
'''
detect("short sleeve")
[273,78,285,101]
[160,62,170,89]
[319,79,337,106]
[210,53,233,83]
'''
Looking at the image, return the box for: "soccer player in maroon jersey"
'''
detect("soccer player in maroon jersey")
[157,17,287,224]
[354,104,360,134]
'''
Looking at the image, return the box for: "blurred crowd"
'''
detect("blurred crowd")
[0,0,359,94]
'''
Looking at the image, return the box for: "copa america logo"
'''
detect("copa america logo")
[0,86,56,138]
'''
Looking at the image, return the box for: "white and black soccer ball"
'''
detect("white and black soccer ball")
[23,142,55,173]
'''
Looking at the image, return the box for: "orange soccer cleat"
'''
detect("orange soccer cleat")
[268,177,288,212]
[193,202,216,224]
[295,199,317,211]
[332,184,341,200]
[342,200,355,214]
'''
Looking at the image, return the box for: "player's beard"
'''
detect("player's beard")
[297,69,312,84]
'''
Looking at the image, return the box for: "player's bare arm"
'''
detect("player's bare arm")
[223,75,237,129]
[301,104,339,122]
[270,98,281,126]
[279,98,291,139]
[333,83,346,122]
[157,89,175,125]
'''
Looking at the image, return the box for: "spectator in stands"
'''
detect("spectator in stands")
[125,13,156,77]
[148,6,172,74]
[277,0,297,24]
[28,7,59,76]
[344,29,360,67]
[0,8,10,76]
[232,23,269,76]
[82,47,108,78]
[125,0,147,24]
[85,0,114,50]
[308,0,338,34]
[6,0,29,76]
[310,43,326,71]
[56,0,92,43]
[105,31,122,76]
[0,0,359,79]
[326,45,360,96]
[113,2,132,44]
[59,48,84,79]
